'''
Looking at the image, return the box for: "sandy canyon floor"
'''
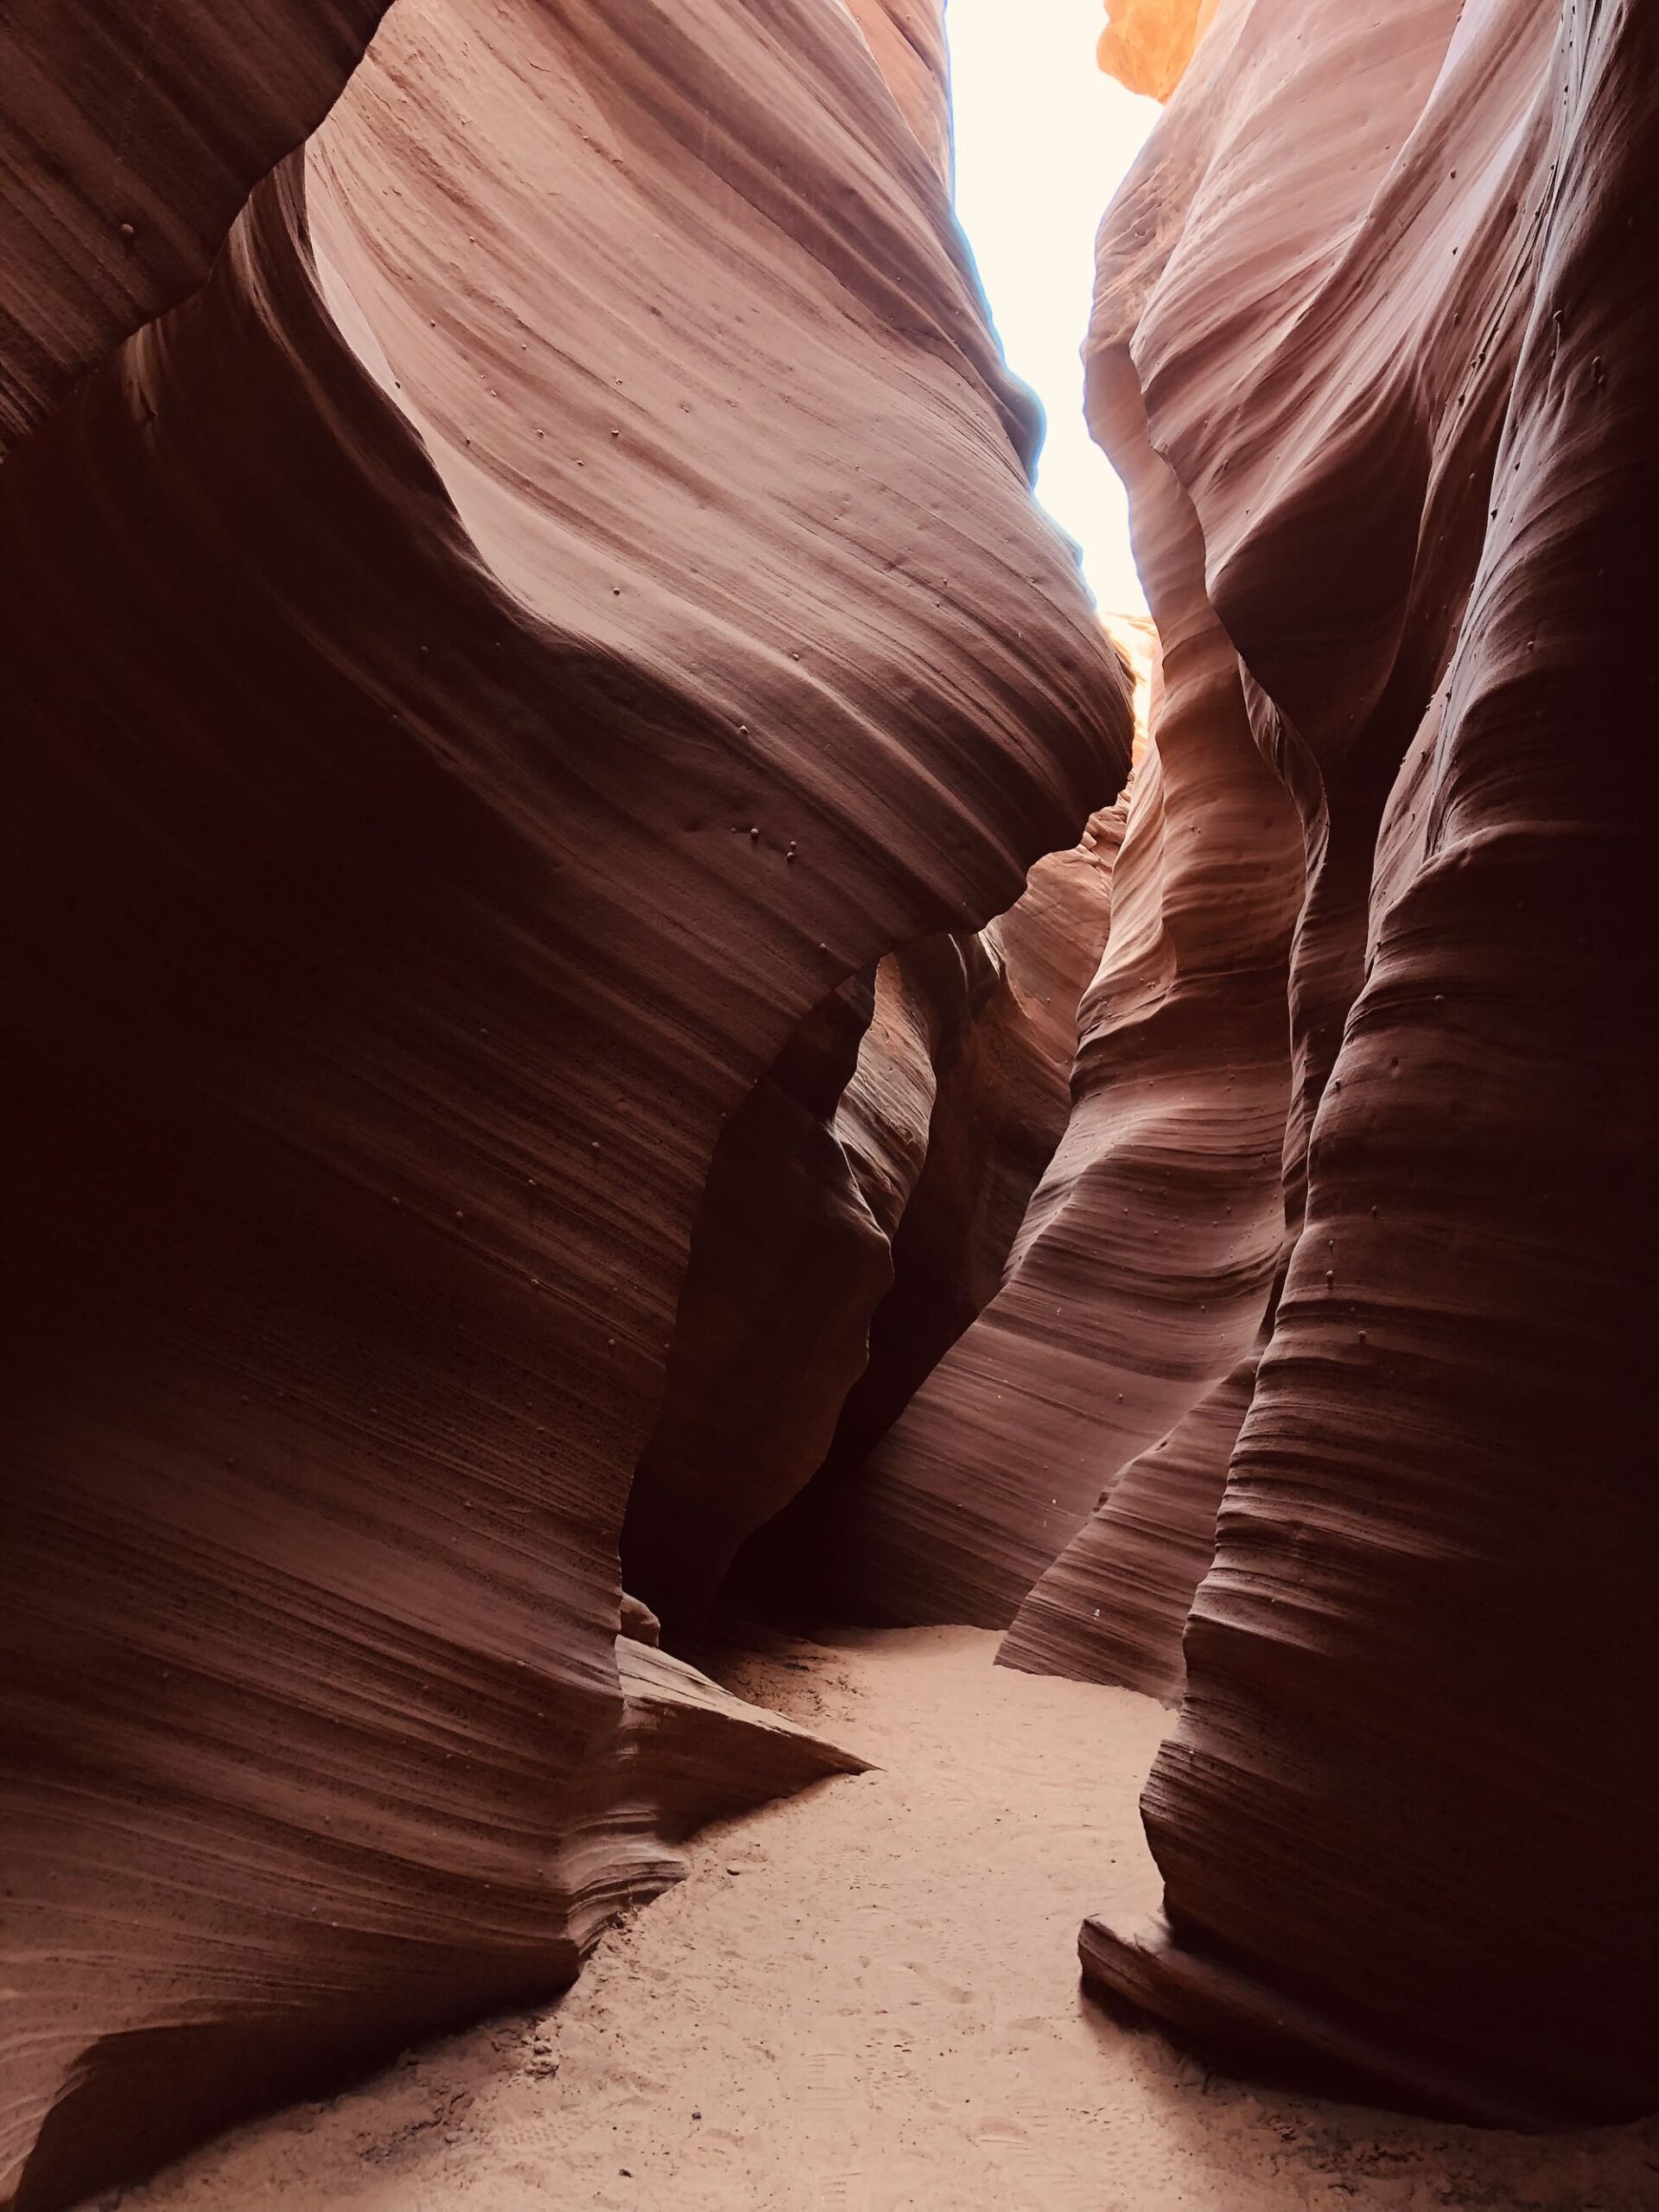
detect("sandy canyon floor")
[109,1629,1656,2212]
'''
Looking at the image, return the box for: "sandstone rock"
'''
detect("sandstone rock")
[1001,1348,1260,1700]
[630,808,1122,1633]
[805,336,1302,1632]
[0,3,1128,2200]
[622,975,900,1632]
[732,809,1125,1621]
[1077,0,1659,2127]
[619,1593,662,1648]
[844,1,953,185]
[846,822,1128,1472]
[0,0,391,451]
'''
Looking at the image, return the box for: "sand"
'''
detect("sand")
[108,1629,1658,2212]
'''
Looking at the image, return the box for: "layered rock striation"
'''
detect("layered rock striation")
[844,0,954,187]
[620,969,906,1634]
[1001,1347,1260,1699]
[794,308,1301,1633]
[0,0,392,451]
[0,3,1129,2202]
[1077,0,1659,2129]
[718,810,1123,1627]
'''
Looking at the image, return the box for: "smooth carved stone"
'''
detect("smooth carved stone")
[849,816,1128,1456]
[799,317,1304,1636]
[1030,0,1559,1688]
[728,810,1124,1622]
[622,976,901,1633]
[1093,0,1557,1236]
[1096,0,1221,101]
[0,1,1129,2200]
[0,0,392,450]
[633,810,1121,1633]
[1001,1351,1260,1700]
[844,0,954,185]
[595,1637,871,1907]
[619,1593,663,1648]
[1077,0,1659,2128]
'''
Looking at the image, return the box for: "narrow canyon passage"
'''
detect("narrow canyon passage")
[6,0,1657,2202]
[113,1634,1655,2212]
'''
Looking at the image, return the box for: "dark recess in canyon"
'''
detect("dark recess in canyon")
[2,0,1656,2203]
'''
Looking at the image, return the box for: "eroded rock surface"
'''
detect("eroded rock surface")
[0,3,1129,2202]
[735,807,1129,1624]
[628,810,1122,1633]
[1079,0,1659,2128]
[844,0,953,184]
[621,973,899,1633]
[1001,1348,1260,1700]
[799,326,1301,1632]
[0,0,391,450]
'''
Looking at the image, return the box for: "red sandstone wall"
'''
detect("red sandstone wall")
[0,5,1129,2201]
[1077,0,1659,2127]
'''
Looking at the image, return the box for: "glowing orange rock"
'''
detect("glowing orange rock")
[1096,0,1219,102]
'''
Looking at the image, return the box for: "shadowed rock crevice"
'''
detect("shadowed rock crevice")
[723,806,1128,1628]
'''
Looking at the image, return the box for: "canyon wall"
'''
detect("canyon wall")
[0,0,392,450]
[1001,1346,1260,1698]
[790,326,1300,1632]
[844,0,953,186]
[0,3,1131,2202]
[1075,0,1659,2129]
[720,807,1125,1626]
[624,807,1120,1635]
[10,0,1646,2169]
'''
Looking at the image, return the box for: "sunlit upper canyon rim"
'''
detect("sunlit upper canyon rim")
[1,3,1654,2210]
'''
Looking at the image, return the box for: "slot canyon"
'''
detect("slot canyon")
[1,0,1654,2207]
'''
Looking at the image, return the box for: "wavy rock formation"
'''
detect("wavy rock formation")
[0,0,391,450]
[1006,0,1541,1685]
[800,325,1303,1632]
[1001,1348,1259,1698]
[593,1637,870,1904]
[845,0,953,185]
[1096,0,1220,101]
[630,808,1122,1633]
[828,817,1131,1485]
[733,808,1127,1621]
[0,1,1130,2201]
[620,972,903,1633]
[1080,0,1659,2128]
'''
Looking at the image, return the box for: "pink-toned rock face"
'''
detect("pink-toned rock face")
[797,330,1303,1635]
[0,1,1128,2201]
[844,0,954,184]
[717,813,1123,1625]
[621,974,902,1633]
[1076,0,1659,2130]
[1001,1349,1260,1699]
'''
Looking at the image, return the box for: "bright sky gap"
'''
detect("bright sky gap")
[947,1,1158,615]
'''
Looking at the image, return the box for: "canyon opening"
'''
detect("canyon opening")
[1,3,1654,2211]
